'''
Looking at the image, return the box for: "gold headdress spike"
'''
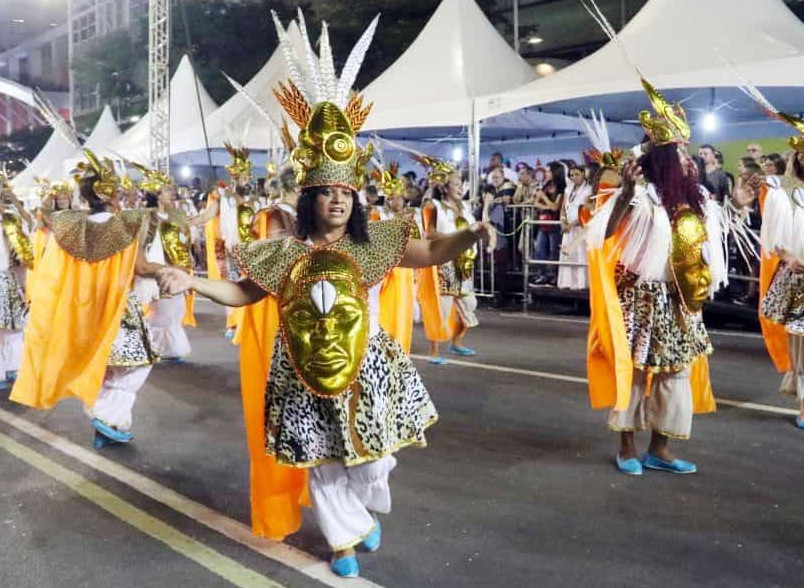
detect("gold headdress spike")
[0,164,9,190]
[224,142,253,182]
[73,149,120,202]
[34,177,72,201]
[271,9,378,191]
[580,0,690,146]
[578,109,625,169]
[411,154,456,185]
[731,68,804,153]
[129,161,173,193]
[370,162,405,198]
[120,174,134,191]
[638,79,691,146]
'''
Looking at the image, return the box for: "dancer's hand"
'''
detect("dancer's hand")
[471,221,497,252]
[789,257,804,274]
[620,159,642,190]
[158,266,194,296]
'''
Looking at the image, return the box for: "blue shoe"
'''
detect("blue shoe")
[224,329,236,340]
[449,344,476,356]
[796,417,804,430]
[91,419,133,444]
[362,516,381,553]
[162,357,187,364]
[641,453,697,474]
[616,454,643,476]
[330,554,359,578]
[427,356,447,365]
[6,370,18,382]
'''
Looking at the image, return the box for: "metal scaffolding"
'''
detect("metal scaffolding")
[148,0,170,173]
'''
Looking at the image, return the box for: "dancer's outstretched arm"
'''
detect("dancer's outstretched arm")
[158,267,267,307]
[400,221,496,269]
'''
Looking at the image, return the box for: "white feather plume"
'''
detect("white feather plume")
[271,11,310,102]
[221,71,282,133]
[578,109,611,154]
[335,15,379,107]
[318,22,338,102]
[295,8,323,103]
[33,88,80,148]
[580,0,643,78]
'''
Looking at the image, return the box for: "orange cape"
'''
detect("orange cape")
[586,184,715,414]
[11,238,138,410]
[757,184,790,371]
[418,204,450,342]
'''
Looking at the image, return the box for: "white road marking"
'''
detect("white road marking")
[498,312,764,340]
[0,408,384,588]
[411,356,798,417]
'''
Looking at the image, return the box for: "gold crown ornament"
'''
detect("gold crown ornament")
[35,177,73,201]
[130,162,173,193]
[224,142,253,182]
[120,174,135,191]
[370,161,405,198]
[411,154,456,185]
[73,149,120,202]
[271,9,378,192]
[638,79,691,146]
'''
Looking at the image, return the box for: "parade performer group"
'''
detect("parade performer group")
[158,10,496,578]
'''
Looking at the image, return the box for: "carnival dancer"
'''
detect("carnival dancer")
[201,144,258,337]
[0,171,34,385]
[159,9,496,577]
[584,81,727,476]
[132,164,199,362]
[557,164,593,290]
[11,150,161,448]
[416,155,480,363]
[733,82,804,428]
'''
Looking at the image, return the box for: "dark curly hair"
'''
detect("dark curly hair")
[295,186,369,244]
[639,143,704,217]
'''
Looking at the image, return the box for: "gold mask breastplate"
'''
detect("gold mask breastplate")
[237,203,257,245]
[279,248,369,398]
[454,215,476,280]
[670,207,712,314]
[160,220,192,269]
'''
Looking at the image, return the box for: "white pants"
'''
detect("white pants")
[608,368,693,439]
[0,330,23,376]
[309,455,396,551]
[90,365,153,431]
[780,334,804,401]
[148,295,191,358]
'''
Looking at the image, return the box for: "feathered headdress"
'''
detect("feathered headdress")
[34,177,73,201]
[578,109,624,169]
[370,140,405,197]
[271,9,378,191]
[224,142,253,181]
[73,149,120,201]
[581,0,690,146]
[130,161,173,193]
[412,154,456,185]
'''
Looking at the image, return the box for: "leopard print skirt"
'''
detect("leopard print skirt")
[0,270,27,330]
[265,329,438,468]
[107,293,159,367]
[616,268,712,373]
[762,263,804,336]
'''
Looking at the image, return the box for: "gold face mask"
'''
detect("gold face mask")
[279,249,369,397]
[671,207,712,313]
[454,216,476,280]
[160,221,192,270]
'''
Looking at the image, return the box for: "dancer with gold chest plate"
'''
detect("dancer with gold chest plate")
[159,10,496,579]
[586,80,726,476]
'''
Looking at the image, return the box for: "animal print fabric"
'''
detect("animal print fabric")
[264,329,438,468]
[107,293,159,367]
[616,267,712,373]
[762,263,804,336]
[0,271,26,330]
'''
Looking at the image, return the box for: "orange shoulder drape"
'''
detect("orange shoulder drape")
[417,203,450,342]
[379,267,415,353]
[11,239,138,410]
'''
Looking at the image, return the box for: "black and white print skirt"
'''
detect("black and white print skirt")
[0,270,27,331]
[762,263,804,336]
[264,329,438,468]
[616,268,712,373]
[107,293,159,367]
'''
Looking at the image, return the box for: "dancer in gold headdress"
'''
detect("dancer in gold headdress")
[585,80,726,476]
[131,164,201,361]
[0,169,34,385]
[416,155,480,364]
[159,10,496,578]
[733,81,804,428]
[11,150,162,448]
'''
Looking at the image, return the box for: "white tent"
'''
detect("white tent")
[360,0,536,132]
[10,129,77,193]
[60,105,122,173]
[105,54,217,164]
[170,23,304,161]
[477,0,804,124]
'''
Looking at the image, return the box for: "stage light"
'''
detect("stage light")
[703,112,717,131]
[536,63,556,76]
[452,147,463,161]
[527,36,543,45]
[181,166,192,179]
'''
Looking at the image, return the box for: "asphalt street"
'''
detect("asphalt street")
[1,301,802,588]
